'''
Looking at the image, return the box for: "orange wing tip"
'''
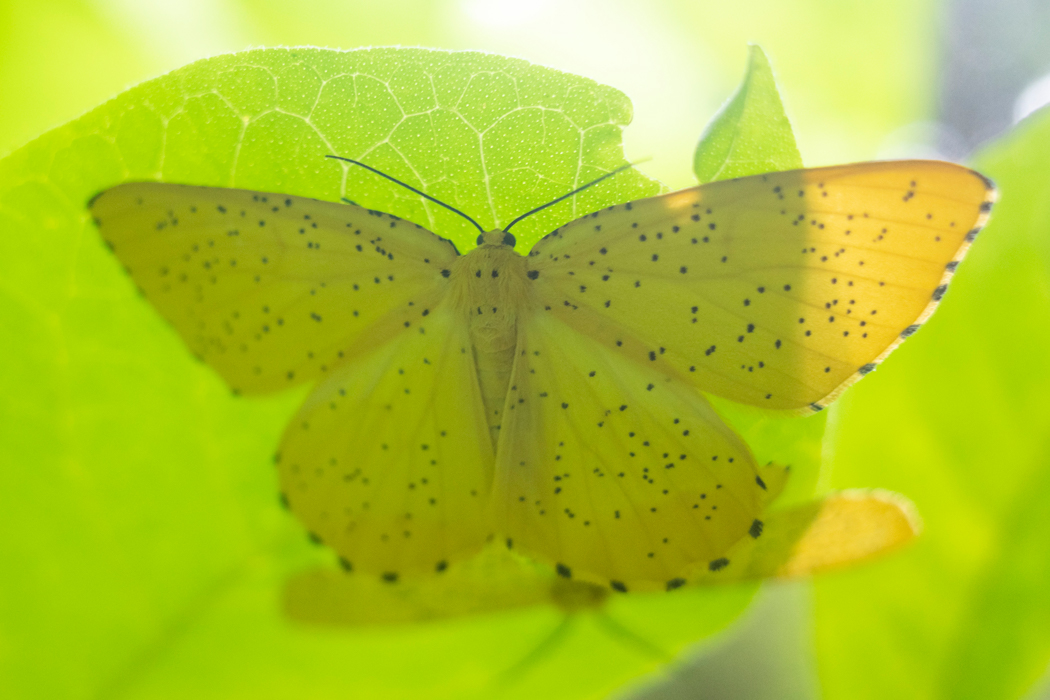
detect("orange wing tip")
[774,489,921,579]
[805,167,997,415]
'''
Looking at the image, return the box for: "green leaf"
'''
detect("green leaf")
[695,46,823,508]
[813,108,1050,700]
[693,45,803,184]
[0,47,765,700]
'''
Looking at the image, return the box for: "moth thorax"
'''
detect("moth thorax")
[462,245,527,354]
[451,242,531,345]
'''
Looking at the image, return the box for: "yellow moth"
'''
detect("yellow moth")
[90,158,994,593]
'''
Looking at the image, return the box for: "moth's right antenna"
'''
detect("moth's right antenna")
[503,162,640,233]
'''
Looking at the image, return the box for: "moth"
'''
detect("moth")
[90,158,994,592]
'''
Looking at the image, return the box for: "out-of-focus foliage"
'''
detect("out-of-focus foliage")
[815,106,1050,700]
[0,0,938,187]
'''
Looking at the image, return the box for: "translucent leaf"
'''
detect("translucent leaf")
[0,47,775,700]
[693,45,803,184]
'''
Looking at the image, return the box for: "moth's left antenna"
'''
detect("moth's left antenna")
[327,155,486,234]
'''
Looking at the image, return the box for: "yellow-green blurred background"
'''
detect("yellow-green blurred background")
[4,1,1050,699]
[10,0,1050,185]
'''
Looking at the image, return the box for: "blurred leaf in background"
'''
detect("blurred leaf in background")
[0,0,944,187]
[814,106,1050,700]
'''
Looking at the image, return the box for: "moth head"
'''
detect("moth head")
[476,230,516,247]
